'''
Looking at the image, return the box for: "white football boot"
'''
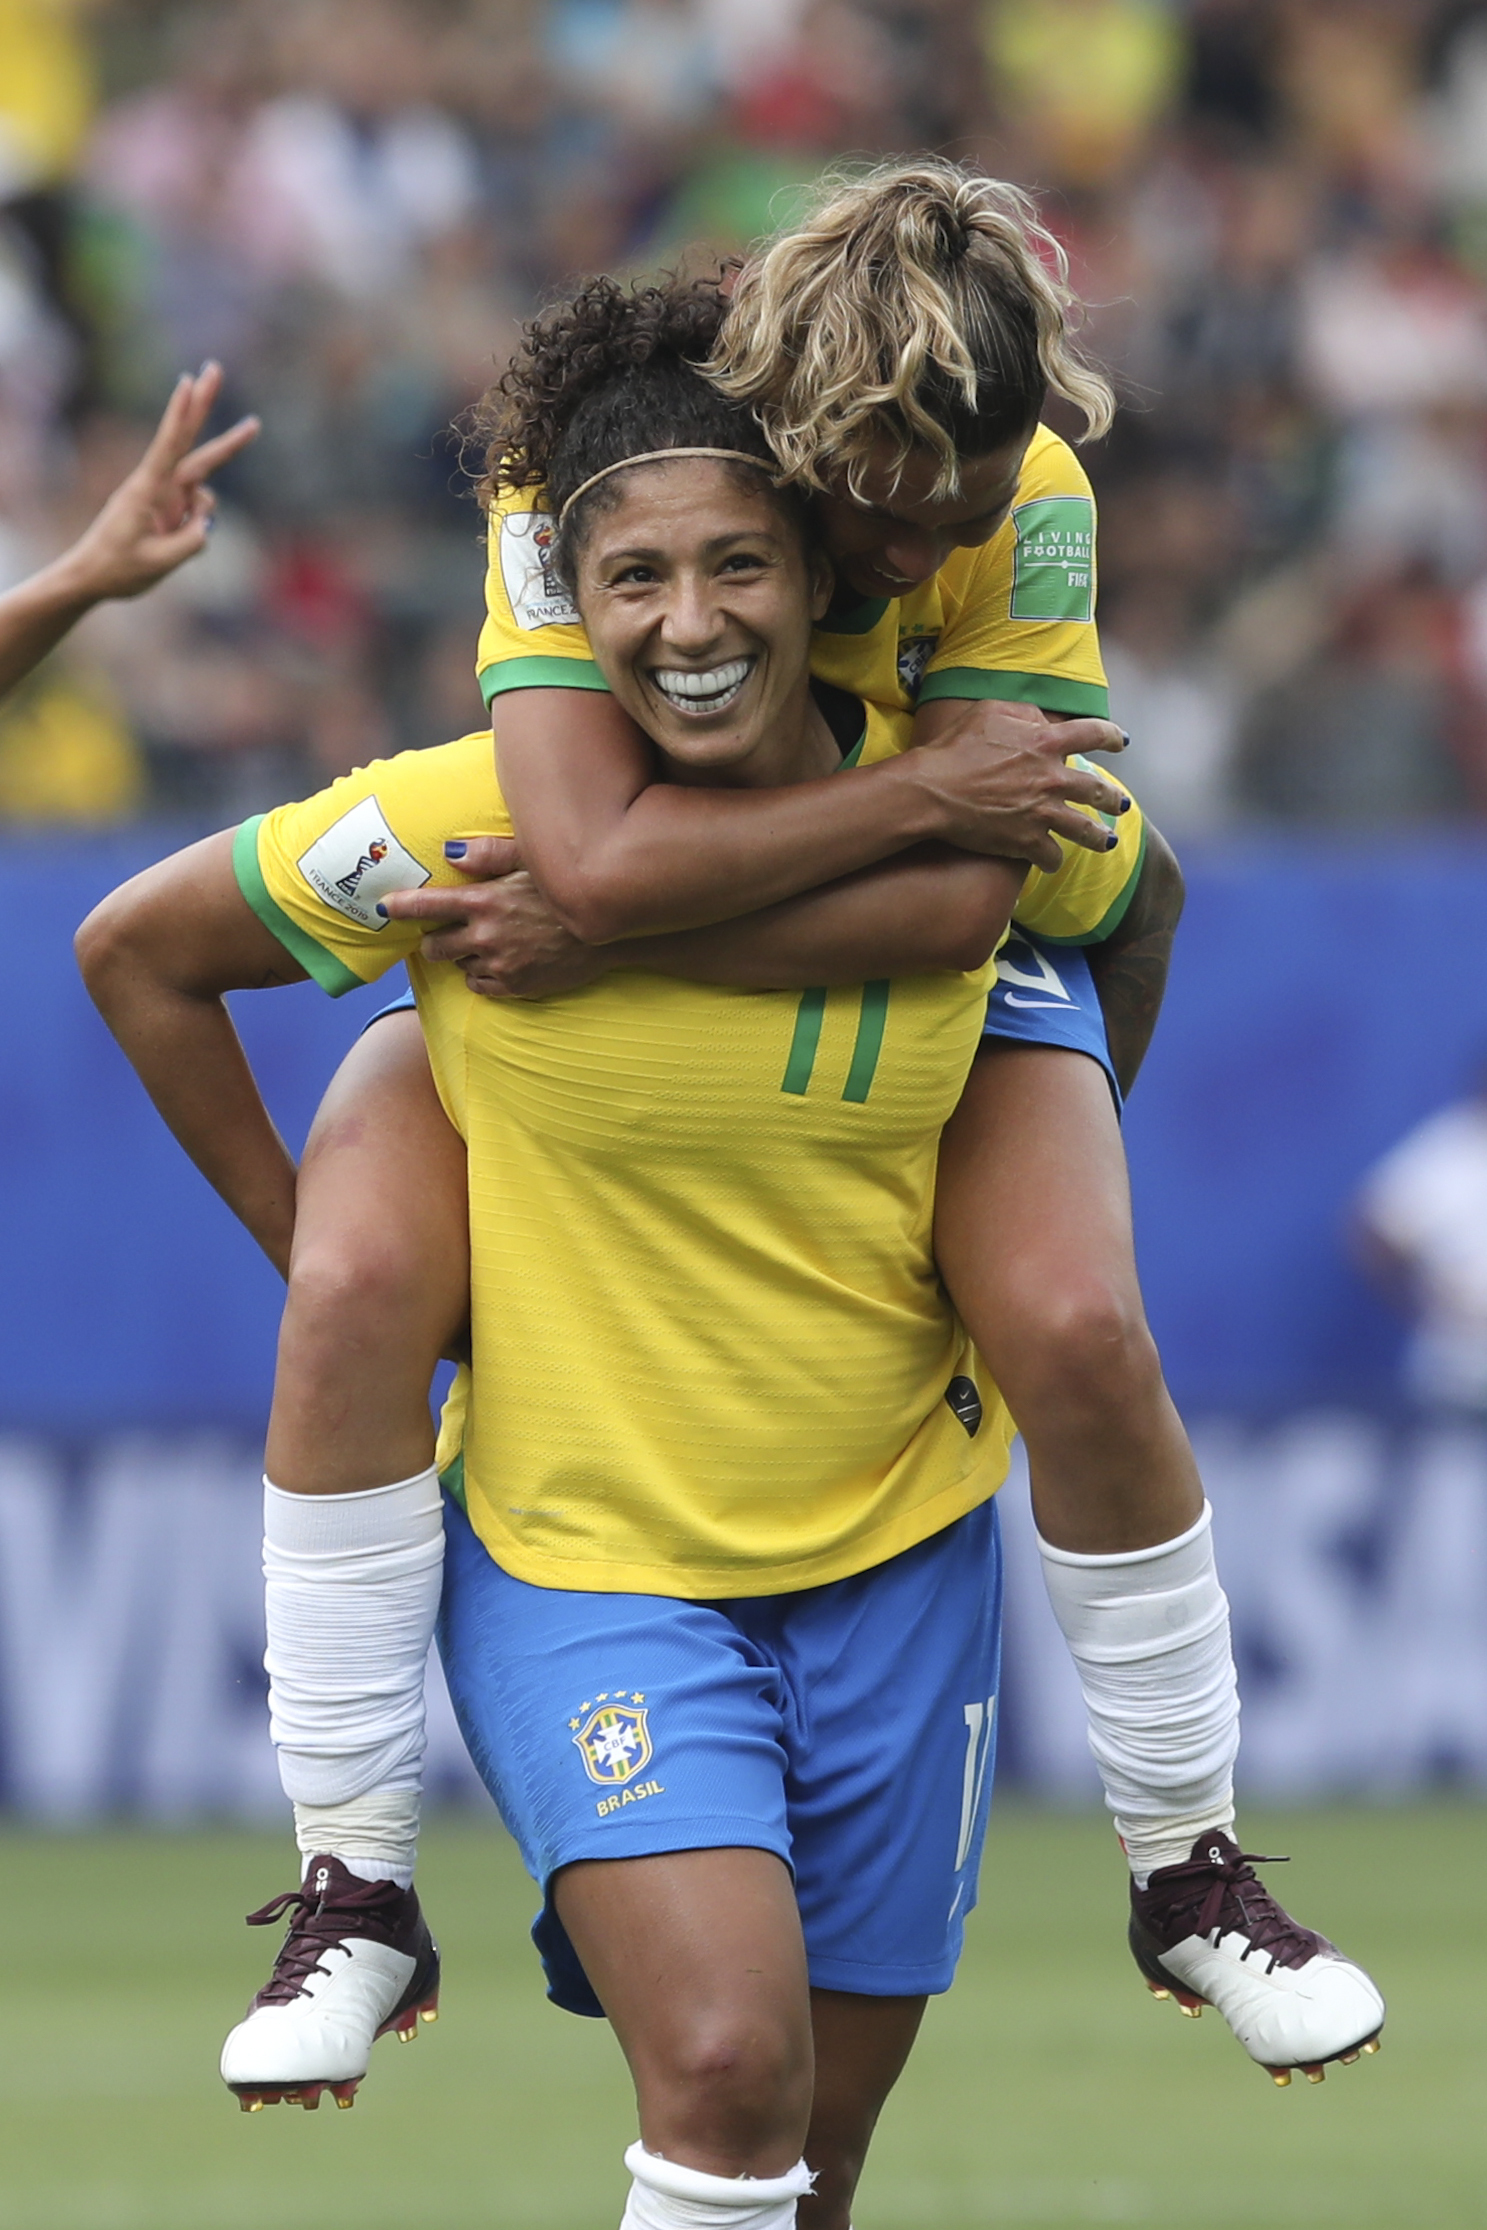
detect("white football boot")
[1129,1832,1384,2085]
[221,1853,440,2110]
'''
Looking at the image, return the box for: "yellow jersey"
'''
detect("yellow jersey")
[475,423,1107,720]
[235,710,1141,1598]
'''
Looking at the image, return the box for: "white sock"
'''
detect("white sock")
[620,2143,814,2229]
[1037,1501,1239,1885]
[263,1467,443,1886]
[293,1787,422,1889]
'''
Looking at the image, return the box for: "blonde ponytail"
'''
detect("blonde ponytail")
[706,157,1114,500]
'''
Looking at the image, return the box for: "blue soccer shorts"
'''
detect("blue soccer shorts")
[364,980,417,1028]
[982,928,1119,1105]
[437,1492,1004,2017]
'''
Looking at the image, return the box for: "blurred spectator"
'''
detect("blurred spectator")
[1273,0,1426,180]
[1101,582,1239,835]
[0,0,95,353]
[546,0,720,136]
[0,0,93,202]
[84,7,276,375]
[1181,0,1283,150]
[0,662,141,821]
[243,2,482,302]
[1356,1070,1487,1414]
[1428,3,1487,214]
[1296,227,1487,425]
[1234,566,1471,824]
[983,0,1182,186]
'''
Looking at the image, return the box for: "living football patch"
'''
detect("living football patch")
[1009,496,1095,623]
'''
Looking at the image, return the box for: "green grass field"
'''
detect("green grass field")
[2,1805,1481,2229]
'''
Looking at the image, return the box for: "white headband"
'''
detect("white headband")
[556,447,775,528]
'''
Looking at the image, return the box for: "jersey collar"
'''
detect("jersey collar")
[816,584,890,636]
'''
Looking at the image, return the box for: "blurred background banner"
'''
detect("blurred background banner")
[8,0,1487,1813]
[4,1426,1485,1817]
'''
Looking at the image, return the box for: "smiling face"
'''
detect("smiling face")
[813,429,1033,601]
[572,459,836,788]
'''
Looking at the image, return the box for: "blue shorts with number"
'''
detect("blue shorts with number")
[437,1492,1004,2016]
[983,930,1118,1104]
[367,937,1116,1099]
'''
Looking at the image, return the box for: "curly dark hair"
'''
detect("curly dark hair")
[471,273,795,582]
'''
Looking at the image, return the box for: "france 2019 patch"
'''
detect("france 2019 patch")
[295,795,430,929]
[1009,496,1095,623]
[500,510,581,631]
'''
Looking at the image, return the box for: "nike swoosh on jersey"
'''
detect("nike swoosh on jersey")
[1000,992,1076,1010]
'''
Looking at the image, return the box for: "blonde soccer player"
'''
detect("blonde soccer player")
[410,167,1386,2077]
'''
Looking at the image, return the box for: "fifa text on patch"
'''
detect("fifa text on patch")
[1009,497,1095,623]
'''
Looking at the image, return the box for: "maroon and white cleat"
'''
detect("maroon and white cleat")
[1130,1833,1383,2082]
[221,1854,439,2110]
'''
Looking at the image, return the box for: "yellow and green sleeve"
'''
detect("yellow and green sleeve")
[476,489,609,705]
[920,425,1108,719]
[1013,766,1145,945]
[232,733,511,993]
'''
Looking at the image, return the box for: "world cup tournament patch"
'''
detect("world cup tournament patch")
[295,795,430,929]
[500,510,581,631]
[1009,495,1095,623]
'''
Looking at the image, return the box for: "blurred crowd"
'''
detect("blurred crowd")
[5,0,1487,830]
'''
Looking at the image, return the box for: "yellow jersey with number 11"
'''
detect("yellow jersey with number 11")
[236,710,1141,1599]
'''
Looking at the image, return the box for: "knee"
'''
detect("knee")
[648,2012,812,2166]
[282,1229,444,1357]
[995,1278,1163,1423]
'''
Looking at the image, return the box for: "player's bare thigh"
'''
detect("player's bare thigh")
[934,1042,1201,1551]
[265,1010,470,1494]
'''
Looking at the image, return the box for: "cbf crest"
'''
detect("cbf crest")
[571,1695,653,1786]
[896,631,939,700]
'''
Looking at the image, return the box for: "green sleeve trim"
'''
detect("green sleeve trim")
[1030,821,1149,947]
[918,667,1110,718]
[231,817,367,998]
[480,656,611,704]
[439,1450,467,1513]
